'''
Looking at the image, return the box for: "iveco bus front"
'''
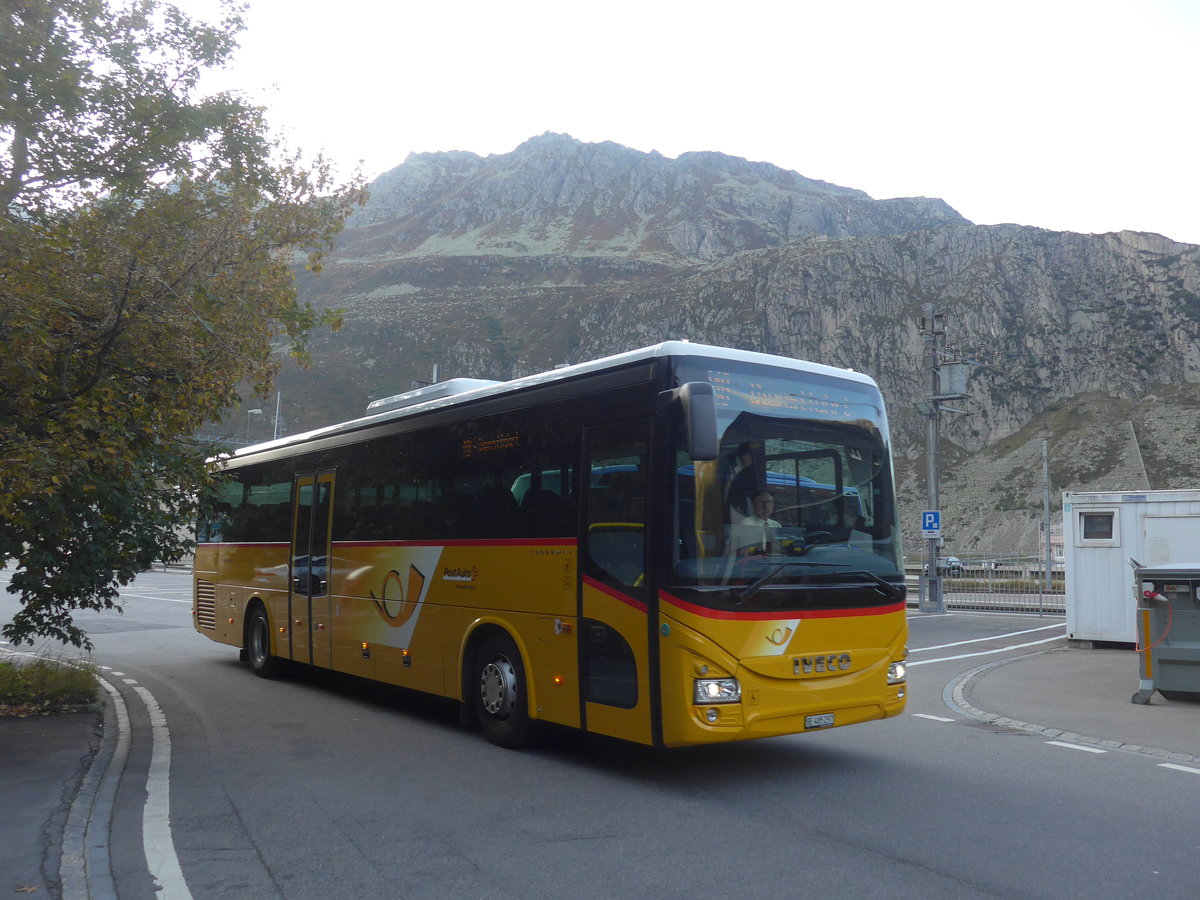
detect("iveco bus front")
[659,353,907,745]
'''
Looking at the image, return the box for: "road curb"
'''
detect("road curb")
[61,675,125,900]
[942,647,1200,765]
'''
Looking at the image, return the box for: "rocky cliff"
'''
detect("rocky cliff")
[265,134,1200,555]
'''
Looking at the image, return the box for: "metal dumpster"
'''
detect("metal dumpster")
[1132,563,1200,704]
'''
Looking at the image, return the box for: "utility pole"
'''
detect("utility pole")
[917,305,969,614]
[918,306,945,613]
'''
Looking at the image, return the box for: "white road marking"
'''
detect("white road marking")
[119,592,192,604]
[1159,763,1200,775]
[907,633,1066,666]
[912,713,956,722]
[911,623,1066,653]
[1046,741,1107,754]
[131,685,193,899]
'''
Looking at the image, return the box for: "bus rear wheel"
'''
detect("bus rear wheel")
[474,633,536,748]
[247,605,281,678]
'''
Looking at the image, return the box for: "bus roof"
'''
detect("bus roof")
[225,341,879,461]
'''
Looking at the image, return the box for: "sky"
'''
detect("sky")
[180,0,1200,244]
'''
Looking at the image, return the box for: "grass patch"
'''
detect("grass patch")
[0,655,99,717]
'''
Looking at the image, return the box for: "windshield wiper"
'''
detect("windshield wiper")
[856,569,904,602]
[730,561,839,605]
[731,563,903,606]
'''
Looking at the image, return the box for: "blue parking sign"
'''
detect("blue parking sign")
[921,510,941,537]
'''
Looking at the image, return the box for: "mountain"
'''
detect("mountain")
[353,132,968,261]
[262,134,1200,554]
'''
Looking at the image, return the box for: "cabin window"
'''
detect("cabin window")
[1077,510,1118,546]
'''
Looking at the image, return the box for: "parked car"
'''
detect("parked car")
[938,556,964,576]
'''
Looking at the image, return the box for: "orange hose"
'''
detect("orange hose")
[1134,592,1174,653]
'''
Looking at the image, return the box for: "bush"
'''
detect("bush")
[0,656,99,716]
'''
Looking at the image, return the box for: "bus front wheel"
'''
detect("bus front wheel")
[247,606,281,679]
[474,633,536,748]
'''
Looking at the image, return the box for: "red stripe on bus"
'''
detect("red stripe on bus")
[333,537,578,548]
[582,575,648,613]
[660,590,904,621]
[202,542,289,548]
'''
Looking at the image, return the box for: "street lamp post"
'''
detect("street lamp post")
[246,408,263,442]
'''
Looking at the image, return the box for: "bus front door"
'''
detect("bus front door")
[580,421,655,745]
[290,471,335,668]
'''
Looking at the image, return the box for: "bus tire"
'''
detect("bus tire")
[474,632,536,749]
[246,604,282,679]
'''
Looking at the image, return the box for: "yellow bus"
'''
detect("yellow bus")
[194,342,907,748]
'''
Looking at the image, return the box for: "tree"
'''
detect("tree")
[0,0,366,647]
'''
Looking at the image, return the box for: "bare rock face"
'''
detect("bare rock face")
[271,134,1200,553]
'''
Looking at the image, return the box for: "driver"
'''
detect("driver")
[738,489,780,556]
[741,489,780,527]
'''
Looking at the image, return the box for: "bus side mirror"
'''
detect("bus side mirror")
[670,382,718,461]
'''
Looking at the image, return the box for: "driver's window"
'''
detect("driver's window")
[584,421,649,594]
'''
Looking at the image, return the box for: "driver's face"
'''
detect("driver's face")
[752,493,774,517]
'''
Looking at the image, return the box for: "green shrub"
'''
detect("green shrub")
[0,655,99,715]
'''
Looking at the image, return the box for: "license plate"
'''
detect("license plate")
[805,713,835,729]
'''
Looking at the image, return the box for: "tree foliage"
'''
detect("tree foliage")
[0,0,366,647]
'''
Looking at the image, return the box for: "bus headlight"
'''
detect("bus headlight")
[694,677,741,704]
[887,661,907,684]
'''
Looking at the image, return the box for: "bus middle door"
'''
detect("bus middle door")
[290,471,335,669]
[579,420,655,746]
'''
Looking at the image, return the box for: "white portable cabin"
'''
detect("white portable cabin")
[1063,489,1200,643]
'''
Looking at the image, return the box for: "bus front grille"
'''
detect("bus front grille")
[196,580,217,630]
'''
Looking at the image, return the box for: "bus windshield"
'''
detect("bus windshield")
[672,358,902,607]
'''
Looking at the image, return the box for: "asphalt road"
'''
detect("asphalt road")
[4,570,1199,898]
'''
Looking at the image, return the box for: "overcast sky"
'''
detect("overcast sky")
[181,0,1199,244]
